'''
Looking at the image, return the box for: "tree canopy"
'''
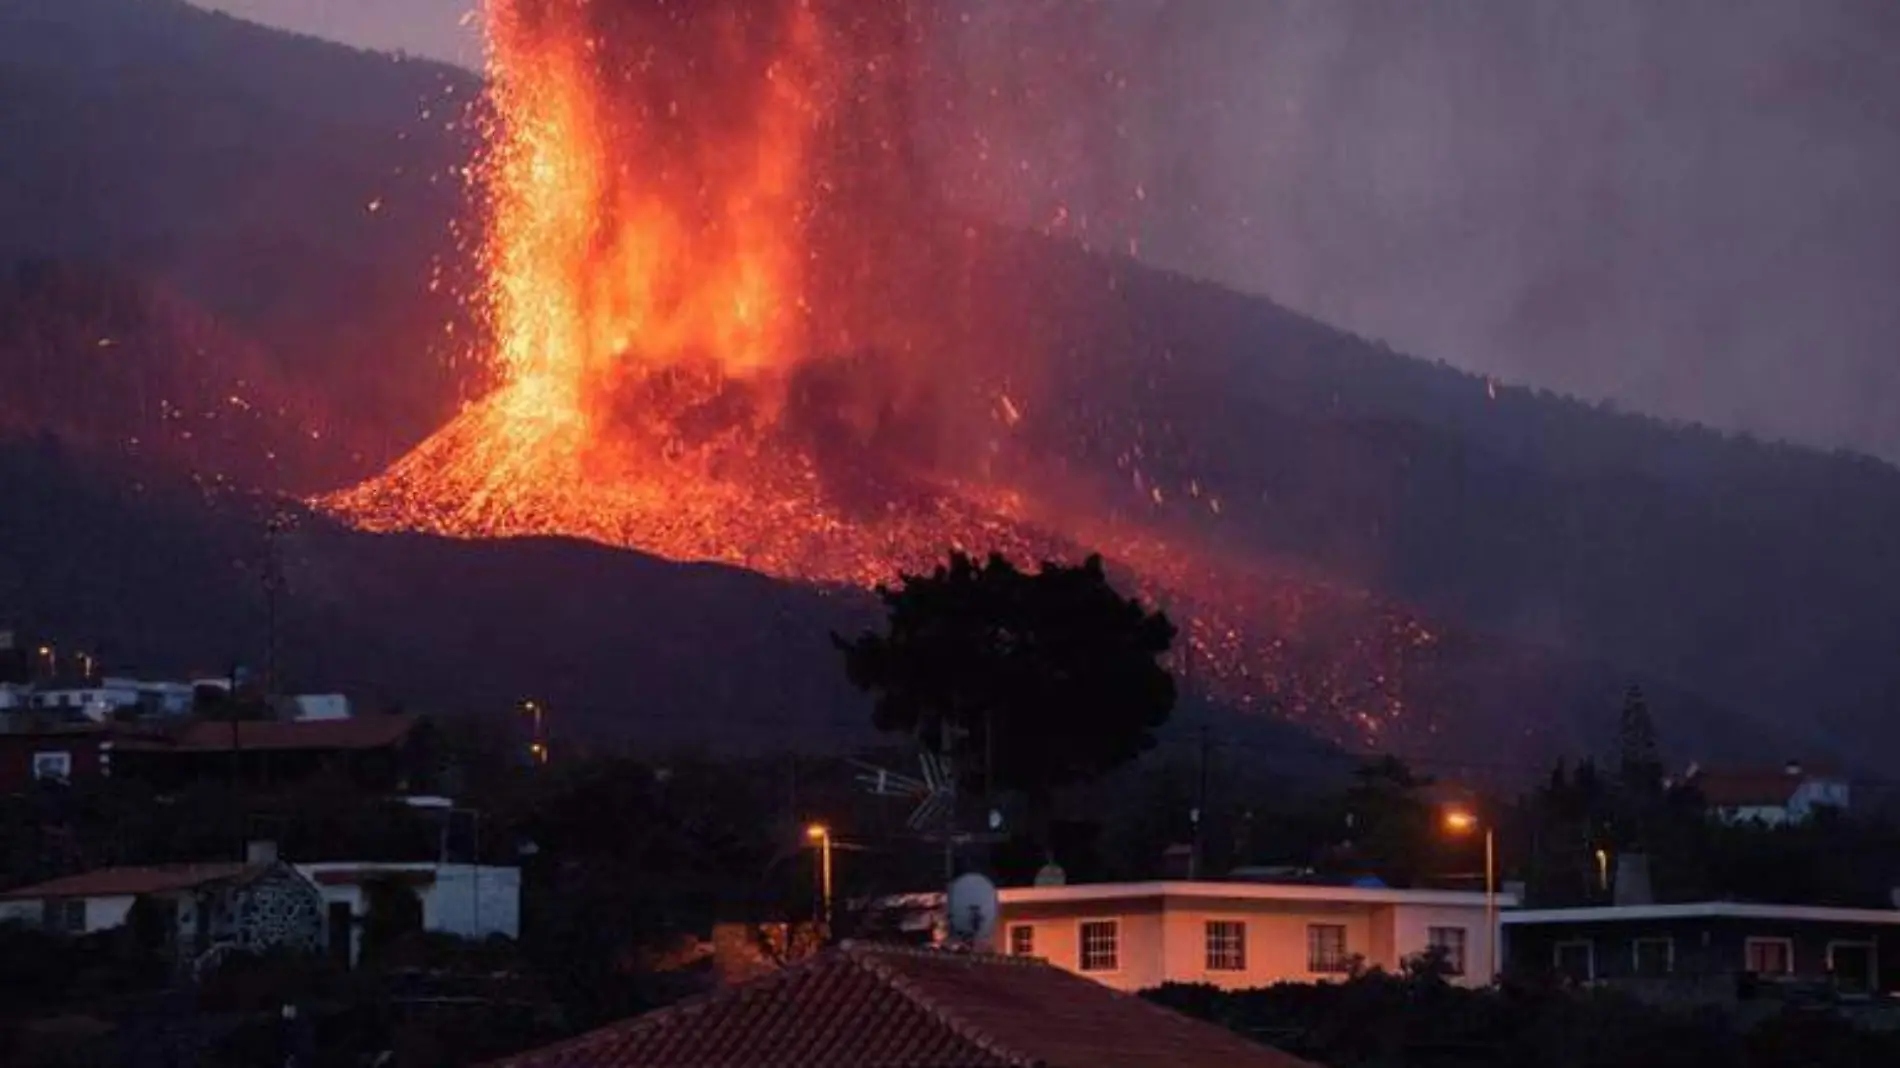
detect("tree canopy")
[836,552,1177,806]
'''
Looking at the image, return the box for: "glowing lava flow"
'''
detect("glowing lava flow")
[323,0,1442,749]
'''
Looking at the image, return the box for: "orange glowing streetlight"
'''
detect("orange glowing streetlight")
[806,823,833,929]
[520,699,548,765]
[1443,807,1498,981]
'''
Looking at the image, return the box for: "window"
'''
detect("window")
[1079,920,1119,973]
[41,898,85,934]
[1827,941,1876,994]
[1008,924,1035,957]
[1206,920,1247,972]
[1307,924,1350,974]
[1633,937,1674,977]
[1428,926,1468,975]
[1554,940,1595,982]
[1745,937,1793,976]
[31,750,72,782]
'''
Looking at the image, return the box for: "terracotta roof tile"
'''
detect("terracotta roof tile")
[0,863,253,900]
[490,942,1311,1068]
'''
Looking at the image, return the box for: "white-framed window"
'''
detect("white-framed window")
[1205,920,1247,972]
[1428,926,1468,975]
[1078,919,1119,973]
[1745,937,1794,976]
[42,898,85,934]
[1008,923,1035,957]
[1632,937,1674,977]
[1826,940,1877,992]
[1554,939,1595,982]
[1307,923,1350,974]
[31,750,72,782]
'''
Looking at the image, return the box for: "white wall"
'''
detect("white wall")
[0,894,135,934]
[297,863,521,965]
[1001,892,1497,991]
[1389,902,1498,986]
[1790,779,1850,818]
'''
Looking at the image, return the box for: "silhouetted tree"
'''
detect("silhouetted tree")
[835,552,1176,814]
[1612,685,1671,854]
[1333,755,1437,886]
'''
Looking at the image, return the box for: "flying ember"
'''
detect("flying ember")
[322,0,1436,748]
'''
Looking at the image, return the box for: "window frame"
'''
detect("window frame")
[1007,923,1035,958]
[1306,922,1351,975]
[1553,939,1596,982]
[1427,925,1469,976]
[30,750,73,782]
[1631,936,1674,977]
[42,898,86,934]
[1076,918,1121,974]
[1205,918,1248,973]
[1744,936,1795,977]
[1825,939,1877,989]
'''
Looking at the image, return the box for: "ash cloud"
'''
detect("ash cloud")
[924,0,1900,460]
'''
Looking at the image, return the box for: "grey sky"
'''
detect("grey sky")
[193,0,481,67]
[193,0,1900,460]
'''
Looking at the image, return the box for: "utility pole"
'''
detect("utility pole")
[262,513,288,702]
[1191,725,1210,879]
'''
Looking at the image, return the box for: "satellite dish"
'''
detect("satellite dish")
[946,873,1000,952]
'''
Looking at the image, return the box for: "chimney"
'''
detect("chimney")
[1784,760,1804,778]
[245,840,279,866]
[1613,853,1654,906]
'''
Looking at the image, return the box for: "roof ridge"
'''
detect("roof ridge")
[841,942,1040,1067]
[475,946,845,1067]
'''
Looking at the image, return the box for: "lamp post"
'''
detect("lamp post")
[805,824,833,930]
[1444,808,1497,981]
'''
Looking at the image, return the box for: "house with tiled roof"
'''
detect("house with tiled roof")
[0,841,325,975]
[1686,760,1849,825]
[490,941,1313,1068]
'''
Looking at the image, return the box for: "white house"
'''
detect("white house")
[0,847,327,973]
[896,880,1512,991]
[295,861,521,965]
[23,677,197,721]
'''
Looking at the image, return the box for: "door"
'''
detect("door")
[328,902,356,967]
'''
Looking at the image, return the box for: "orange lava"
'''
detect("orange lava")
[325,0,1068,586]
[323,0,1441,749]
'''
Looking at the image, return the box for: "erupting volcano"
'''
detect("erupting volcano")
[325,0,1442,748]
[327,0,1063,583]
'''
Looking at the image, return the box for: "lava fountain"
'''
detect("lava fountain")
[324,0,1440,748]
[326,0,1071,584]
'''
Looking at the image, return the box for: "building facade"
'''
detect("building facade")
[296,861,522,966]
[0,849,327,974]
[990,881,1508,991]
[1503,902,1900,1001]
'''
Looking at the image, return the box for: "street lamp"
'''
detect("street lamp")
[521,699,548,765]
[806,823,833,930]
[1444,808,1498,981]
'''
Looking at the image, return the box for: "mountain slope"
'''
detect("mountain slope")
[1,0,1896,767]
[0,0,483,484]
